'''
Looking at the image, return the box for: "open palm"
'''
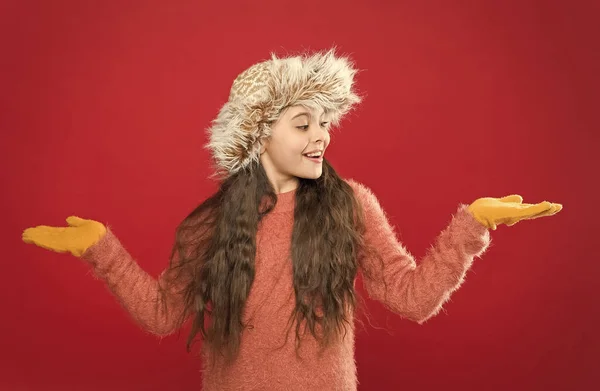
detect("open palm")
[22,216,106,258]
[468,195,563,230]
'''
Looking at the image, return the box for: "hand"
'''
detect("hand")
[22,216,107,258]
[467,195,562,230]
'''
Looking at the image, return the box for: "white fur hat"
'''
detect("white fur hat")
[204,48,362,179]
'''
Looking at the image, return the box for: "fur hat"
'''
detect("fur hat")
[204,48,362,179]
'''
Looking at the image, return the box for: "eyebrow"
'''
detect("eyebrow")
[290,112,328,121]
[290,112,310,120]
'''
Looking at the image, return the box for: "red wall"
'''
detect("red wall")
[2,1,597,390]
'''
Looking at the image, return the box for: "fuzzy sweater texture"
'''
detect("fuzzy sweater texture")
[80,179,491,391]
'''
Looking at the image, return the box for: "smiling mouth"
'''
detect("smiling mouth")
[304,155,323,163]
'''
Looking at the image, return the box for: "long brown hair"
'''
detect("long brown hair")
[159,158,380,366]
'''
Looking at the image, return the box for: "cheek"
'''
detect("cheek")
[272,139,304,161]
[286,138,308,156]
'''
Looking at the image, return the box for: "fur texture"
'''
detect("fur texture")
[204,48,362,179]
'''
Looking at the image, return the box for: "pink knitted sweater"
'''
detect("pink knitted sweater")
[80,179,491,390]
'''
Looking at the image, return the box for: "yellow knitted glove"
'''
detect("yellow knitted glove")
[22,216,107,258]
[467,195,563,230]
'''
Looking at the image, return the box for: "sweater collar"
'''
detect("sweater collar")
[272,188,296,213]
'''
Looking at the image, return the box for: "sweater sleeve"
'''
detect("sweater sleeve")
[348,180,492,324]
[79,225,192,337]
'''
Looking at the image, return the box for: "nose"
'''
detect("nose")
[311,134,326,147]
[311,125,328,142]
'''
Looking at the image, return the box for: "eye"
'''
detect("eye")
[296,123,329,131]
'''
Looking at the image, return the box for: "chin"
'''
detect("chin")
[298,171,323,180]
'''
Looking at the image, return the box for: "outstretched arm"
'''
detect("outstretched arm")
[80,225,192,337]
[348,180,491,324]
[22,216,192,337]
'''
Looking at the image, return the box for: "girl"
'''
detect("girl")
[22,48,562,391]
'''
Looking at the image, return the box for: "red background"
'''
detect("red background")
[1,1,597,390]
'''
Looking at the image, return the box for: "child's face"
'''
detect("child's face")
[260,104,331,192]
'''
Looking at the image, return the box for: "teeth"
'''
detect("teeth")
[305,151,322,157]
